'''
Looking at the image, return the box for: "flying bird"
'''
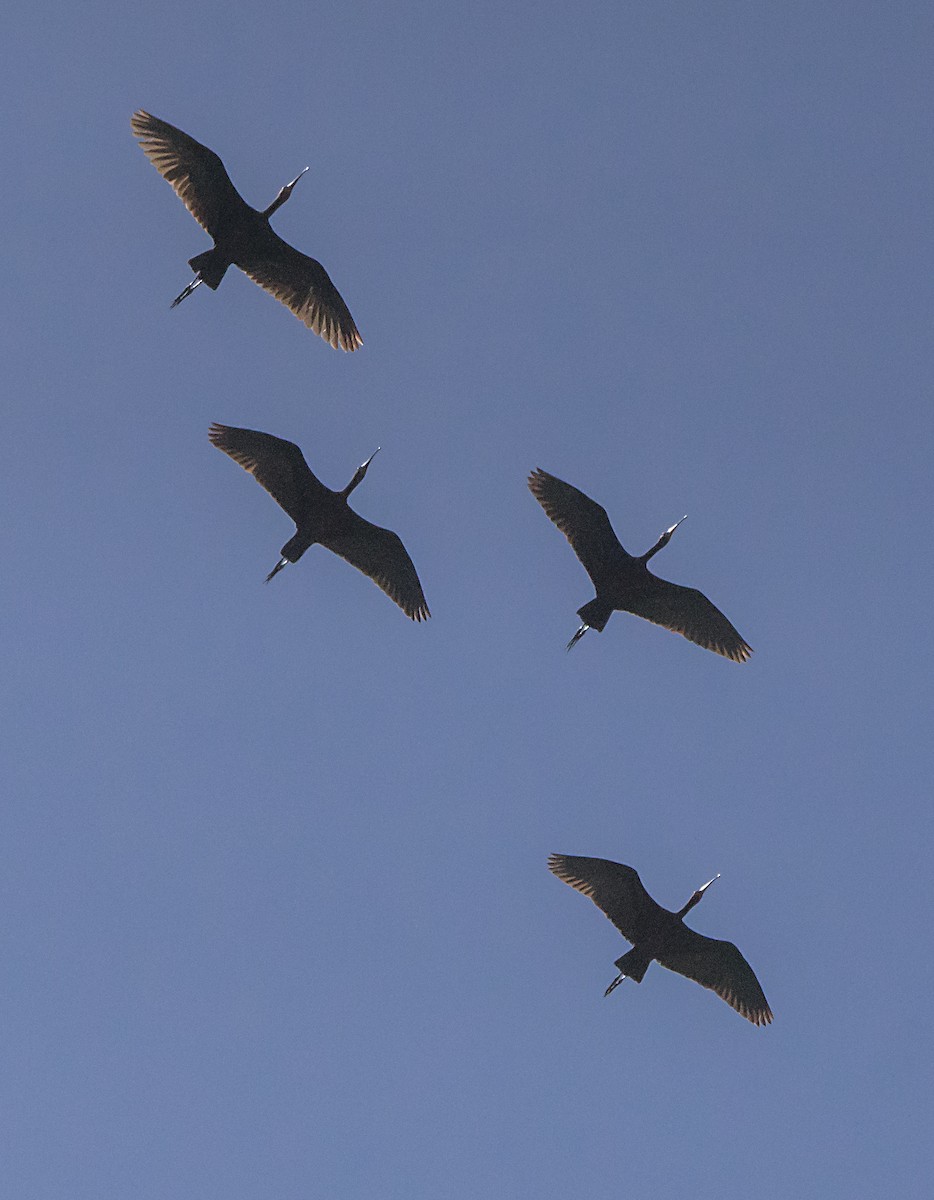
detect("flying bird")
[132,110,362,351]
[209,424,429,621]
[528,469,751,659]
[548,854,772,1026]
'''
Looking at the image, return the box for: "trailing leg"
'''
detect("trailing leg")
[171,277,203,307]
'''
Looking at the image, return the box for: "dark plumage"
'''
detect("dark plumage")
[549,854,772,1026]
[209,424,429,621]
[528,469,751,660]
[132,110,362,350]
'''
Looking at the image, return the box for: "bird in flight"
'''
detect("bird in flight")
[209,424,429,621]
[528,469,751,660]
[548,854,772,1026]
[132,110,362,351]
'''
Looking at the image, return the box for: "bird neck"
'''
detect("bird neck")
[262,188,291,219]
[340,466,367,498]
[640,517,685,563]
[676,890,704,920]
[639,535,669,564]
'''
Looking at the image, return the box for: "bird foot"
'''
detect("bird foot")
[566,624,590,652]
[170,277,203,308]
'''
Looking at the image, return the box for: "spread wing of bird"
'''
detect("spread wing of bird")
[624,575,752,662]
[132,111,246,240]
[324,516,430,621]
[237,239,363,351]
[656,929,772,1026]
[529,470,630,589]
[208,423,328,525]
[548,855,670,946]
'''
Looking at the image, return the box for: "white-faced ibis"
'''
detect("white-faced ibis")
[548,854,772,1026]
[132,111,362,351]
[209,424,429,621]
[528,469,751,660]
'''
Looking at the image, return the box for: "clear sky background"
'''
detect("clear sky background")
[3,2,932,1197]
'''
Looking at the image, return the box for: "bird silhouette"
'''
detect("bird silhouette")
[548,854,772,1026]
[528,469,751,660]
[209,424,429,621]
[132,111,362,351]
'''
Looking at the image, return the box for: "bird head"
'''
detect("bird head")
[267,167,309,216]
[642,514,688,562]
[697,873,720,898]
[282,166,310,196]
[680,873,720,918]
[343,447,381,497]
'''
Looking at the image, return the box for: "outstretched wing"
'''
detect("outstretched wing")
[132,110,247,239]
[656,929,772,1026]
[626,575,752,662]
[548,854,670,945]
[208,423,327,524]
[238,235,363,352]
[325,515,430,622]
[528,470,630,590]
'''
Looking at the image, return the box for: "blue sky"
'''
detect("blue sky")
[3,2,933,1197]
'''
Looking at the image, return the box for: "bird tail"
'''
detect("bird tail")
[612,947,651,985]
[188,249,229,291]
[577,597,613,633]
[265,534,312,581]
[280,533,312,564]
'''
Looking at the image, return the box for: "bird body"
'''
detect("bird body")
[209,424,429,621]
[548,854,772,1026]
[528,469,751,660]
[132,111,362,350]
